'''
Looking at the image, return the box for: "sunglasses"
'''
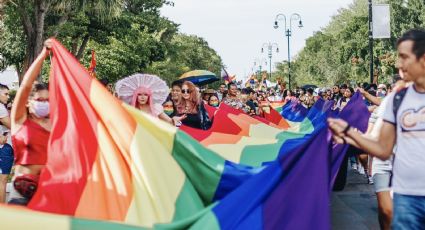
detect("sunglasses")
[182,89,191,94]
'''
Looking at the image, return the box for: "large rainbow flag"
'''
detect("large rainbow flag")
[180,99,328,167]
[1,39,370,229]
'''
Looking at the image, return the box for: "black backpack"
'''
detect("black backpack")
[392,87,408,124]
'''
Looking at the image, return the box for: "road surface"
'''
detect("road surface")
[332,168,380,230]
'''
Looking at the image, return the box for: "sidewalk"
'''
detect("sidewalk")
[331,168,380,230]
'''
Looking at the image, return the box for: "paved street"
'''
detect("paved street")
[332,168,380,230]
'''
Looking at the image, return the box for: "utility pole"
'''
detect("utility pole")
[368,0,374,83]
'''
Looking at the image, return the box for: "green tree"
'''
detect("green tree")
[285,0,425,87]
[145,34,223,85]
[80,2,180,83]
[0,0,125,83]
[1,0,223,87]
[0,0,179,84]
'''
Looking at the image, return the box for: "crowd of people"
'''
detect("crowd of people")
[329,29,425,230]
[0,29,424,230]
[159,75,393,124]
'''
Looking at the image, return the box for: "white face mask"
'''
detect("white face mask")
[32,101,50,118]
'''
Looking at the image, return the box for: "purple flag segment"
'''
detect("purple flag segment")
[208,92,369,230]
[264,130,331,230]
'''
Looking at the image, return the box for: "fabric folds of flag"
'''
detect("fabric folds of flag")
[262,105,288,128]
[220,67,230,84]
[220,67,235,85]
[2,39,370,230]
[28,39,206,227]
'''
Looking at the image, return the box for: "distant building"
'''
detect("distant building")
[0,67,19,90]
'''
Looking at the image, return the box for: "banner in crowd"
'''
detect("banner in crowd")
[1,39,369,229]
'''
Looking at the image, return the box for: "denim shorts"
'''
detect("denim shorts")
[372,172,391,193]
[393,193,425,230]
[0,144,14,175]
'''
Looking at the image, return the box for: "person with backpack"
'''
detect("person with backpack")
[328,29,425,229]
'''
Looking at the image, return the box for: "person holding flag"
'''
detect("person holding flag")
[8,40,52,205]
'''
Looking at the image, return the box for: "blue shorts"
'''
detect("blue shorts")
[393,193,425,229]
[0,144,14,175]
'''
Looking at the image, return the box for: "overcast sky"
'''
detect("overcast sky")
[161,0,354,80]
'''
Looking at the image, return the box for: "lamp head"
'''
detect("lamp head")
[298,20,304,28]
[274,21,279,29]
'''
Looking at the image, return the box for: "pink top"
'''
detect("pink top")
[12,119,50,165]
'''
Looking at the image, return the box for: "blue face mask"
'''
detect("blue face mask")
[377,91,386,98]
[210,102,219,107]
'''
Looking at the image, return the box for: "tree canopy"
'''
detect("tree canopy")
[0,0,223,85]
[278,0,425,87]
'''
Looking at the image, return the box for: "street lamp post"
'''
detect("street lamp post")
[368,0,374,84]
[274,13,303,89]
[254,58,267,78]
[261,42,279,80]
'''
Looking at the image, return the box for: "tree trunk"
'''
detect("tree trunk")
[71,37,79,55]
[17,0,49,84]
[76,35,90,60]
[34,0,47,58]
[0,1,5,21]
[15,61,24,85]
[17,0,33,85]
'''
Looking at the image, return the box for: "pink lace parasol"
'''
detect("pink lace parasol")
[115,73,169,106]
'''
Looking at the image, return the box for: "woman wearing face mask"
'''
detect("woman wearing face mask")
[8,42,52,205]
[162,98,175,117]
[376,84,387,98]
[208,95,220,107]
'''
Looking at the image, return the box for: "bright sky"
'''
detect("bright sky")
[161,0,354,81]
